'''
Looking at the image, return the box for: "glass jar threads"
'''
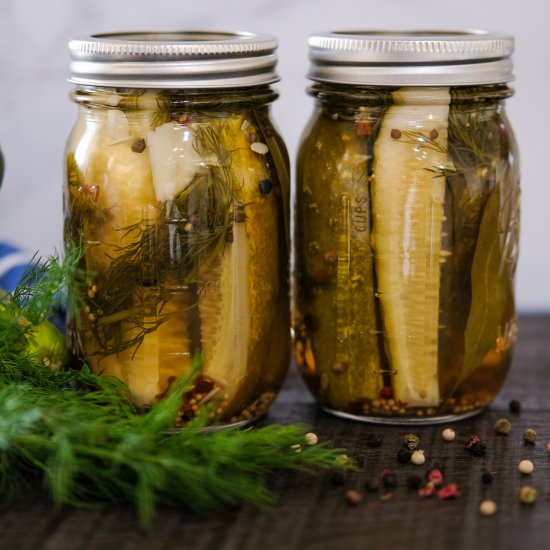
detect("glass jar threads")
[293,31,519,424]
[65,32,290,426]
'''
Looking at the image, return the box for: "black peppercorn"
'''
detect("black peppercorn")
[367,433,383,448]
[397,448,412,464]
[406,475,423,490]
[330,472,345,487]
[469,441,487,457]
[258,179,273,195]
[130,138,146,153]
[481,472,494,485]
[382,472,398,490]
[354,455,365,469]
[509,399,521,414]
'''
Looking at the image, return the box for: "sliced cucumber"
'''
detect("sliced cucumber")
[373,87,451,407]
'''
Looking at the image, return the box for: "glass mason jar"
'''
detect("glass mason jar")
[293,31,520,424]
[65,32,290,427]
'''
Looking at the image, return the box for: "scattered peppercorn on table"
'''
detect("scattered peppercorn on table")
[1,315,549,549]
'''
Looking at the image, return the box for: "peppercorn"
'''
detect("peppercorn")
[390,128,402,139]
[304,432,318,446]
[509,399,521,414]
[427,468,444,487]
[418,483,435,498]
[411,450,426,466]
[354,455,365,469]
[312,269,329,286]
[130,138,146,153]
[335,454,350,466]
[331,362,347,374]
[438,483,460,500]
[481,472,494,485]
[367,433,383,448]
[518,459,534,475]
[494,418,512,435]
[406,475,423,490]
[330,472,345,487]
[379,386,393,399]
[258,179,273,195]
[479,499,497,516]
[441,428,456,442]
[403,433,420,451]
[470,442,486,457]
[382,471,398,490]
[465,435,486,456]
[356,120,373,137]
[345,489,363,506]
[523,428,537,445]
[397,448,411,464]
[519,486,537,504]
[250,142,269,155]
[323,250,337,264]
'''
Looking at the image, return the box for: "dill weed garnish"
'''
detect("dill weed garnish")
[1,252,356,528]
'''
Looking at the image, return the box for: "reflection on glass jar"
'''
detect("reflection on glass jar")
[293,31,520,424]
[65,32,290,426]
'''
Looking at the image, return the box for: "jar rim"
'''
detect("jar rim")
[308,30,514,86]
[68,31,280,88]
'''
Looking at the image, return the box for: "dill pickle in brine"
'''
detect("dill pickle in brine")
[65,33,290,426]
[294,31,519,423]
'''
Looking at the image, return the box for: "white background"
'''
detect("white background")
[0,0,547,310]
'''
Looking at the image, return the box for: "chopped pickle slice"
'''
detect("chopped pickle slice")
[372,87,451,407]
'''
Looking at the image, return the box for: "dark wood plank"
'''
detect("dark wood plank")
[1,315,550,550]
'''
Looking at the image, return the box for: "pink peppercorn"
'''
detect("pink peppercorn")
[438,483,461,500]
[428,468,444,487]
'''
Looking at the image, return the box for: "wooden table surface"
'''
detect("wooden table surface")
[2,315,550,550]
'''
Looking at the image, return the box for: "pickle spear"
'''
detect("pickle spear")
[297,114,382,408]
[372,88,451,407]
[198,115,288,417]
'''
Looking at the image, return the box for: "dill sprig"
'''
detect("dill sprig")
[0,251,353,529]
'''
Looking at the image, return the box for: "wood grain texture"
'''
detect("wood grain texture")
[1,315,549,550]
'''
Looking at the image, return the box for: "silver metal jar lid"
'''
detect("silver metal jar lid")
[308,30,514,86]
[68,31,279,88]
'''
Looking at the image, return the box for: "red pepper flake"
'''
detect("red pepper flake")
[79,184,100,203]
[429,128,439,140]
[356,120,373,137]
[418,482,435,498]
[427,468,444,487]
[438,483,460,500]
[176,113,189,125]
[380,492,393,501]
[380,386,394,400]
[465,435,480,449]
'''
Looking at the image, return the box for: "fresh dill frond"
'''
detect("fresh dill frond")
[0,249,353,529]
